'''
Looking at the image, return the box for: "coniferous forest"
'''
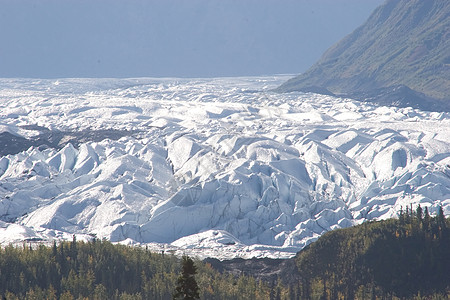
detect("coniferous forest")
[0,238,272,299]
[0,207,448,299]
[295,206,449,299]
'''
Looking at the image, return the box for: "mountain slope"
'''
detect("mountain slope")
[278,0,450,110]
[295,212,450,298]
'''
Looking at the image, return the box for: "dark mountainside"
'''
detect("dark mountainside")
[277,0,450,112]
[0,128,139,157]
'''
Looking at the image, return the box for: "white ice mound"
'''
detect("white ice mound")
[0,76,449,259]
[168,136,201,171]
[0,221,41,244]
[171,230,243,248]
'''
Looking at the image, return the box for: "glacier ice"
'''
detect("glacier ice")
[0,76,449,259]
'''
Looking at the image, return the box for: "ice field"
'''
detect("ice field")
[0,76,449,259]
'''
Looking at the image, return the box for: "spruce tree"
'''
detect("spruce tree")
[173,256,200,300]
[437,206,445,227]
[416,205,423,221]
[423,206,431,231]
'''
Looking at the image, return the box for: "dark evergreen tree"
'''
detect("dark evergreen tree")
[173,256,200,300]
[416,204,423,222]
[398,206,405,224]
[52,241,57,257]
[423,206,431,231]
[437,206,446,228]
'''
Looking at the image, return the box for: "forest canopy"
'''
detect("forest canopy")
[0,206,448,299]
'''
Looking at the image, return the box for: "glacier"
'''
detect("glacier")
[0,76,449,259]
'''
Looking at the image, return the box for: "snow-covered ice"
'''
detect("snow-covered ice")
[0,76,449,259]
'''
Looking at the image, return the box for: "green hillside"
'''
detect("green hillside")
[295,206,449,299]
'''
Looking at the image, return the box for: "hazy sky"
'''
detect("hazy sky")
[0,0,384,78]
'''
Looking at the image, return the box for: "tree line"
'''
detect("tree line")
[293,206,449,299]
[0,237,273,299]
[0,206,448,299]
